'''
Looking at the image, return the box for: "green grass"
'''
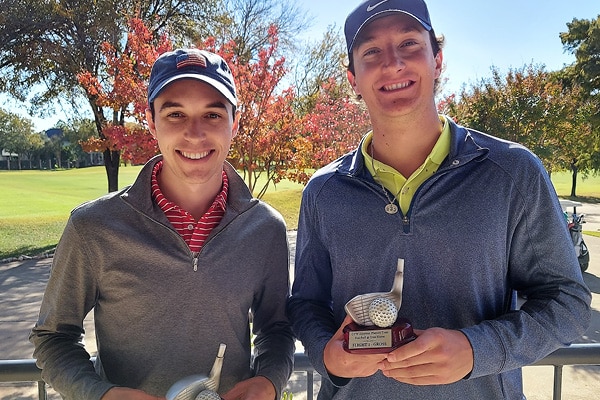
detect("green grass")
[0,166,303,259]
[262,182,303,229]
[0,168,598,260]
[0,166,143,259]
[551,172,600,204]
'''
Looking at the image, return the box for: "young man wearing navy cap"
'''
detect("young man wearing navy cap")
[287,1,591,399]
[31,49,294,400]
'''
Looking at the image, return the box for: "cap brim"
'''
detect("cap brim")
[149,74,237,107]
[348,10,432,54]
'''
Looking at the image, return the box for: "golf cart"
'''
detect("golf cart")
[559,199,590,272]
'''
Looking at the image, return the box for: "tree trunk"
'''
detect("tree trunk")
[570,159,578,197]
[104,149,120,192]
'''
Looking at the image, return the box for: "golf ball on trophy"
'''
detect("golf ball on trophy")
[369,297,398,327]
[195,390,221,400]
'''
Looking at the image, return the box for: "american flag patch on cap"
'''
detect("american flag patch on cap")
[176,52,207,69]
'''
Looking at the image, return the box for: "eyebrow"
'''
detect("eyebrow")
[357,25,421,48]
[158,100,229,112]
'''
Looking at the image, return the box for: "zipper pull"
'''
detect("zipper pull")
[193,253,199,271]
[402,215,410,233]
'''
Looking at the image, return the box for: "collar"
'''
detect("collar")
[361,115,451,179]
[150,160,228,215]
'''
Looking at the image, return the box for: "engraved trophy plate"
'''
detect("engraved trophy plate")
[343,319,416,354]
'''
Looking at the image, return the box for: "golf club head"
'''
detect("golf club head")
[344,259,405,326]
[166,374,210,400]
[195,389,222,400]
[165,343,227,400]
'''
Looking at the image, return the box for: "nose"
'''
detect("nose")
[383,47,405,70]
[185,118,207,141]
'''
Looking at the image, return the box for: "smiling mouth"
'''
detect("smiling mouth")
[179,150,212,160]
[382,81,412,91]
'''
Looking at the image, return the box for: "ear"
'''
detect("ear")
[231,109,240,139]
[434,49,443,79]
[145,108,157,138]
[347,70,361,97]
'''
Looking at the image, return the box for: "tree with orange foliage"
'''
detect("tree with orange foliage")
[207,26,372,191]
[202,26,300,197]
[289,78,371,185]
[78,18,171,168]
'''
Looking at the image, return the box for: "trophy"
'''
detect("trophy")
[166,343,226,400]
[343,259,417,354]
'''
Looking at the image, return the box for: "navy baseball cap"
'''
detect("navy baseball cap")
[345,0,433,56]
[148,48,237,107]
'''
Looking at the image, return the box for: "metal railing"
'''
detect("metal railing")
[1,344,599,400]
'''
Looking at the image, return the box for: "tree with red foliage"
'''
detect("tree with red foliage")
[203,26,300,197]
[289,78,371,185]
[78,18,171,167]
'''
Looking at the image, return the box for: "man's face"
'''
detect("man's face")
[347,13,443,118]
[146,79,238,188]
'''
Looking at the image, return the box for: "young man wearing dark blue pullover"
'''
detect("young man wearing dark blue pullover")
[287,1,591,399]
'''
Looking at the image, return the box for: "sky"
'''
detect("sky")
[3,0,599,131]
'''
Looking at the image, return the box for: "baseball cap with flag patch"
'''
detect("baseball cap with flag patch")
[148,48,237,107]
[345,0,433,57]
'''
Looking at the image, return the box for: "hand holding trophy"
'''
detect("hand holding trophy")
[342,259,417,354]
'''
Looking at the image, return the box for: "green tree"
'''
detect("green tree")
[559,15,600,189]
[36,133,57,169]
[24,132,46,169]
[440,64,593,195]
[56,118,97,167]
[445,65,574,165]
[560,16,600,116]
[0,108,36,170]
